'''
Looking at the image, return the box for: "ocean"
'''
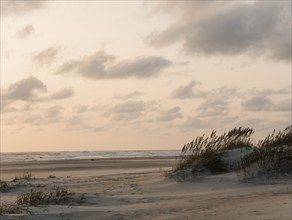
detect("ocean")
[0,150,181,162]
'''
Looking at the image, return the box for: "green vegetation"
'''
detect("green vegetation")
[171,125,292,179]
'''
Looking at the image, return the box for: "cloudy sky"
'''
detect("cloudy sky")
[1,1,291,152]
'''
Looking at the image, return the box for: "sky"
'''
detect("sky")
[0,1,291,152]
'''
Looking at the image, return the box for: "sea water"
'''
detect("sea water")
[0,150,181,162]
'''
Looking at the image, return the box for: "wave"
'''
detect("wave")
[0,150,180,162]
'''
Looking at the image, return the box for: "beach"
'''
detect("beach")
[0,157,291,220]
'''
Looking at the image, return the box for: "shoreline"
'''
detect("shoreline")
[0,157,177,181]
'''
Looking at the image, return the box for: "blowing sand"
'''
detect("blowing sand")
[1,157,291,220]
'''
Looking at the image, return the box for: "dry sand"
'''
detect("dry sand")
[0,157,291,220]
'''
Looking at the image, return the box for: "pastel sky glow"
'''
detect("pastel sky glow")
[1,1,291,152]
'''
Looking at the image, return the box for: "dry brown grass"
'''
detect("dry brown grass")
[239,125,292,177]
[172,127,254,175]
[171,125,292,179]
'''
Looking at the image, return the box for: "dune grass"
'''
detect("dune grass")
[0,180,12,192]
[17,187,74,206]
[171,125,292,178]
[0,203,26,215]
[172,127,254,175]
[0,187,75,215]
[239,125,292,177]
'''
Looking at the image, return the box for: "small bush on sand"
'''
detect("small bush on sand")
[17,187,74,206]
[12,173,34,182]
[239,125,292,177]
[0,203,26,215]
[172,127,254,177]
[0,180,13,192]
[0,187,76,215]
[48,174,56,178]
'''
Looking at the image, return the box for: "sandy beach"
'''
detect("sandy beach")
[0,157,291,220]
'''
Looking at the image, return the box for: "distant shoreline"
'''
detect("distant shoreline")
[0,157,177,181]
[0,150,181,163]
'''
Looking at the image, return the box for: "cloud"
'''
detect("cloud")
[50,88,74,100]
[1,1,47,17]
[171,81,236,102]
[16,24,34,38]
[21,105,64,126]
[102,101,147,121]
[0,103,18,114]
[22,114,43,126]
[242,95,291,112]
[148,2,291,62]
[1,77,74,108]
[156,106,183,122]
[32,46,60,66]
[3,77,47,102]
[74,105,106,113]
[56,51,172,80]
[45,105,64,123]
[274,99,291,112]
[65,116,93,131]
[198,99,229,117]
[242,95,273,111]
[197,87,237,117]
[249,86,291,96]
[113,91,143,100]
[182,117,209,129]
[113,101,145,113]
[74,105,89,113]
[182,116,239,130]
[171,80,204,99]
[171,82,237,117]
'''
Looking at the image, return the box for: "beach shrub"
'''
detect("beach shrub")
[1,187,77,215]
[0,180,12,192]
[17,187,74,206]
[172,127,254,177]
[48,174,56,178]
[0,203,26,215]
[12,173,34,182]
[239,125,292,177]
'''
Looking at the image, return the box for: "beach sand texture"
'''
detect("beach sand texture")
[1,157,291,220]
